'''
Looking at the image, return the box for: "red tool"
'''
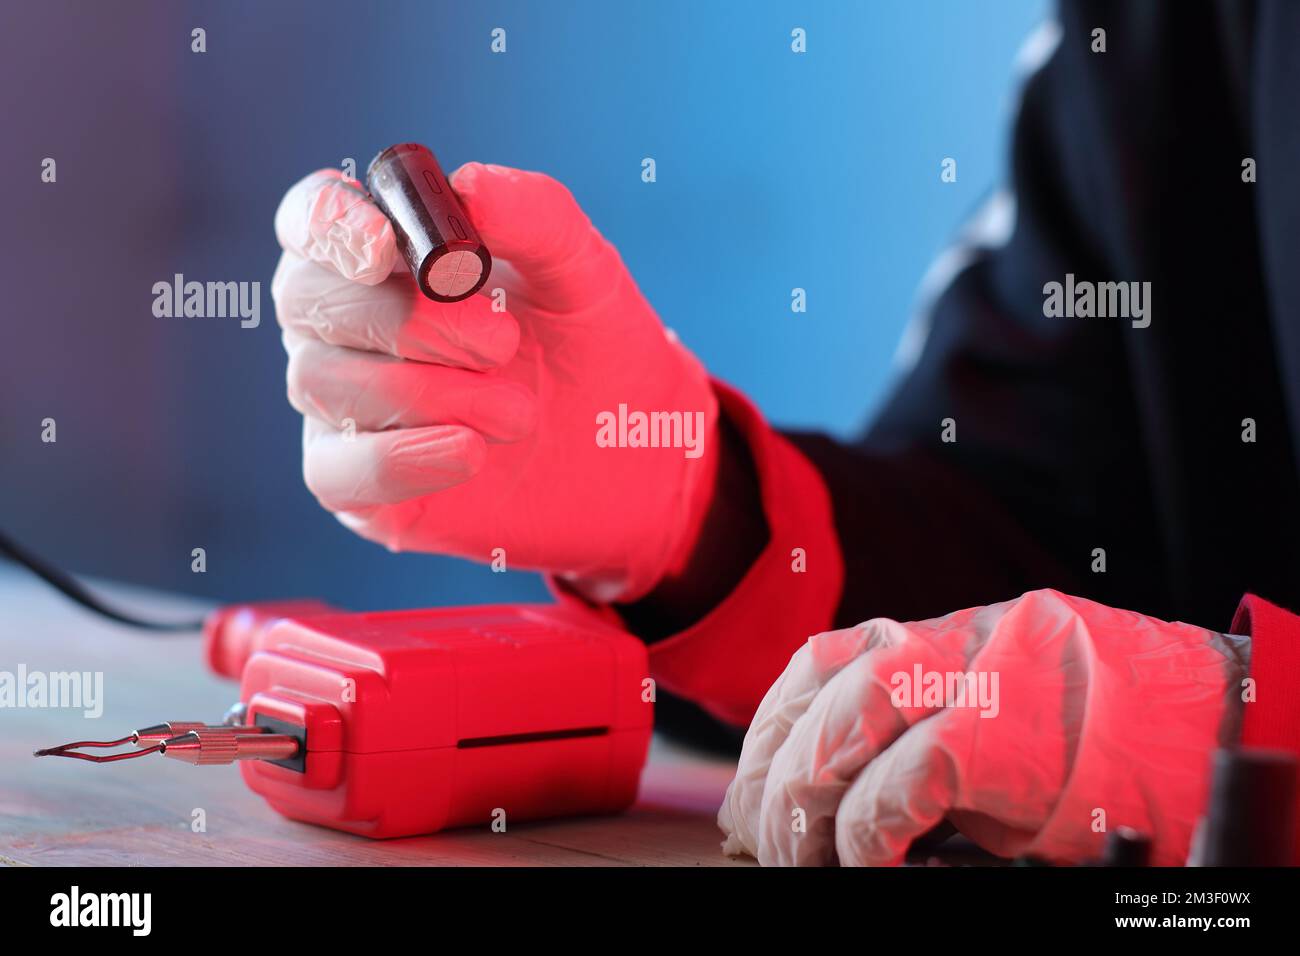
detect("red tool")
[40,601,653,838]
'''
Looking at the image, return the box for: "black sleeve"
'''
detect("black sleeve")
[792,0,1273,629]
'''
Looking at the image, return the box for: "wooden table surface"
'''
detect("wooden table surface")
[0,569,752,867]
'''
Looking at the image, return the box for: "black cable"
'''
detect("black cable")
[0,527,206,632]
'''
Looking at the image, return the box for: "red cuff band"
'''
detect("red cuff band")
[1231,593,1300,863]
[1232,594,1300,757]
[550,379,844,728]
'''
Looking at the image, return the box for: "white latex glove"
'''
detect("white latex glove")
[718,589,1251,866]
[271,165,719,602]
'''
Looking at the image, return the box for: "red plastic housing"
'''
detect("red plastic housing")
[205,603,653,839]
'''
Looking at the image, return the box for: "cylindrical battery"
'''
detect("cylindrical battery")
[366,143,491,302]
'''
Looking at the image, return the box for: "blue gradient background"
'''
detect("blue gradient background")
[0,0,1045,611]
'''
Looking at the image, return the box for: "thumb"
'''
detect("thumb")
[451,163,623,311]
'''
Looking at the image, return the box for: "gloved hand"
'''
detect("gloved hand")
[718,588,1251,866]
[271,165,719,602]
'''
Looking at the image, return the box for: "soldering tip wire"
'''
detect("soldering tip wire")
[33,738,159,762]
[33,735,135,755]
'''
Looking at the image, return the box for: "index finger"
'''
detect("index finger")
[718,621,897,858]
[272,251,521,369]
[753,628,972,866]
[274,168,398,284]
